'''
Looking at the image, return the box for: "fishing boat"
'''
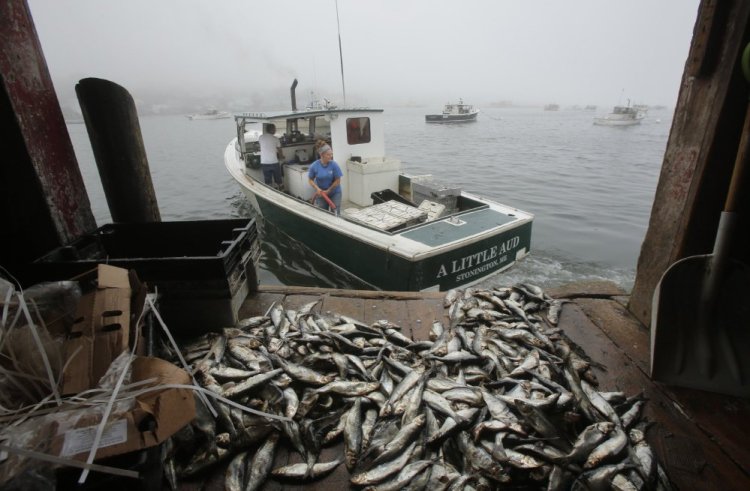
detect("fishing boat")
[425,99,479,123]
[188,108,231,120]
[224,82,533,292]
[543,103,559,111]
[593,102,645,126]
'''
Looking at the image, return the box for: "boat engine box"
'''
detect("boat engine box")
[347,157,401,207]
[411,177,461,214]
[21,219,259,332]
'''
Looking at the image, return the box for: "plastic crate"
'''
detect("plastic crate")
[370,189,416,207]
[21,219,259,332]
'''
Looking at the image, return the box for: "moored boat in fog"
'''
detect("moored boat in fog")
[593,101,645,126]
[425,99,479,123]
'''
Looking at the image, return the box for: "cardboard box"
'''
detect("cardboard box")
[0,357,196,488]
[50,356,196,461]
[61,264,146,395]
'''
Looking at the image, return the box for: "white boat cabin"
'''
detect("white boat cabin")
[234,107,405,209]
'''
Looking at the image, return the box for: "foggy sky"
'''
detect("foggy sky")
[27,0,700,111]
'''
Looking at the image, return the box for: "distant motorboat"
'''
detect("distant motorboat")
[425,99,479,123]
[593,101,645,126]
[188,109,231,120]
[543,104,559,111]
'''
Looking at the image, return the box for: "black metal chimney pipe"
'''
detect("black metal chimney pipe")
[290,79,298,111]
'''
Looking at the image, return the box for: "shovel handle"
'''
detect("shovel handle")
[726,103,750,212]
[728,43,750,212]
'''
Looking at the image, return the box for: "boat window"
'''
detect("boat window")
[346,117,371,145]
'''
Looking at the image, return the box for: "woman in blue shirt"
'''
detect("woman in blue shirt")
[308,144,343,215]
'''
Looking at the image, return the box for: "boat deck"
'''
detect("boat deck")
[401,207,517,246]
[181,282,750,490]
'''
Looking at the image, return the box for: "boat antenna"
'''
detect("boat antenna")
[335,0,346,105]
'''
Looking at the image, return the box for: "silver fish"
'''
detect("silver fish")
[583,427,628,469]
[224,451,247,491]
[455,432,510,484]
[237,316,268,329]
[244,432,279,491]
[351,442,416,486]
[344,397,363,471]
[370,414,425,465]
[271,354,335,385]
[314,380,381,396]
[443,289,459,308]
[573,461,636,491]
[221,368,283,399]
[581,379,621,425]
[361,407,379,449]
[364,460,433,491]
[565,422,615,464]
[271,460,342,480]
[423,390,469,424]
[381,369,421,416]
[400,370,429,426]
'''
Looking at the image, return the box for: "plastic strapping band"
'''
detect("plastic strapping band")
[119,383,292,422]
[1,283,13,329]
[77,291,151,484]
[16,293,61,406]
[145,294,217,418]
[77,350,133,484]
[0,377,157,423]
[263,301,277,318]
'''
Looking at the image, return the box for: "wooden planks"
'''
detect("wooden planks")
[565,297,750,489]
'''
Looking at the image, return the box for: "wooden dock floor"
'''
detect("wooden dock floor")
[183,282,750,490]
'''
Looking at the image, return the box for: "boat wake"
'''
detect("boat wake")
[480,251,635,293]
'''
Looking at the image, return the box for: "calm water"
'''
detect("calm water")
[67,106,670,292]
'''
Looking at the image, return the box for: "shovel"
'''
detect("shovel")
[650,45,750,397]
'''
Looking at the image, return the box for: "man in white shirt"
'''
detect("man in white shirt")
[259,123,284,189]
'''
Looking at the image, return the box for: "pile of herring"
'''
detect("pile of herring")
[163,284,671,490]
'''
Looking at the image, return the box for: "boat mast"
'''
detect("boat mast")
[335,0,346,105]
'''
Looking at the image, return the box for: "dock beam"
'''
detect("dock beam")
[0,0,96,269]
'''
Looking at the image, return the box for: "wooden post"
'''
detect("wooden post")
[0,0,97,268]
[76,78,161,223]
[629,0,750,327]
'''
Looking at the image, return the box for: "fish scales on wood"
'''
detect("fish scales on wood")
[165,283,671,490]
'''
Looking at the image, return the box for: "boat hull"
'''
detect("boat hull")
[240,186,532,292]
[425,112,479,123]
[593,117,641,126]
[188,112,231,120]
